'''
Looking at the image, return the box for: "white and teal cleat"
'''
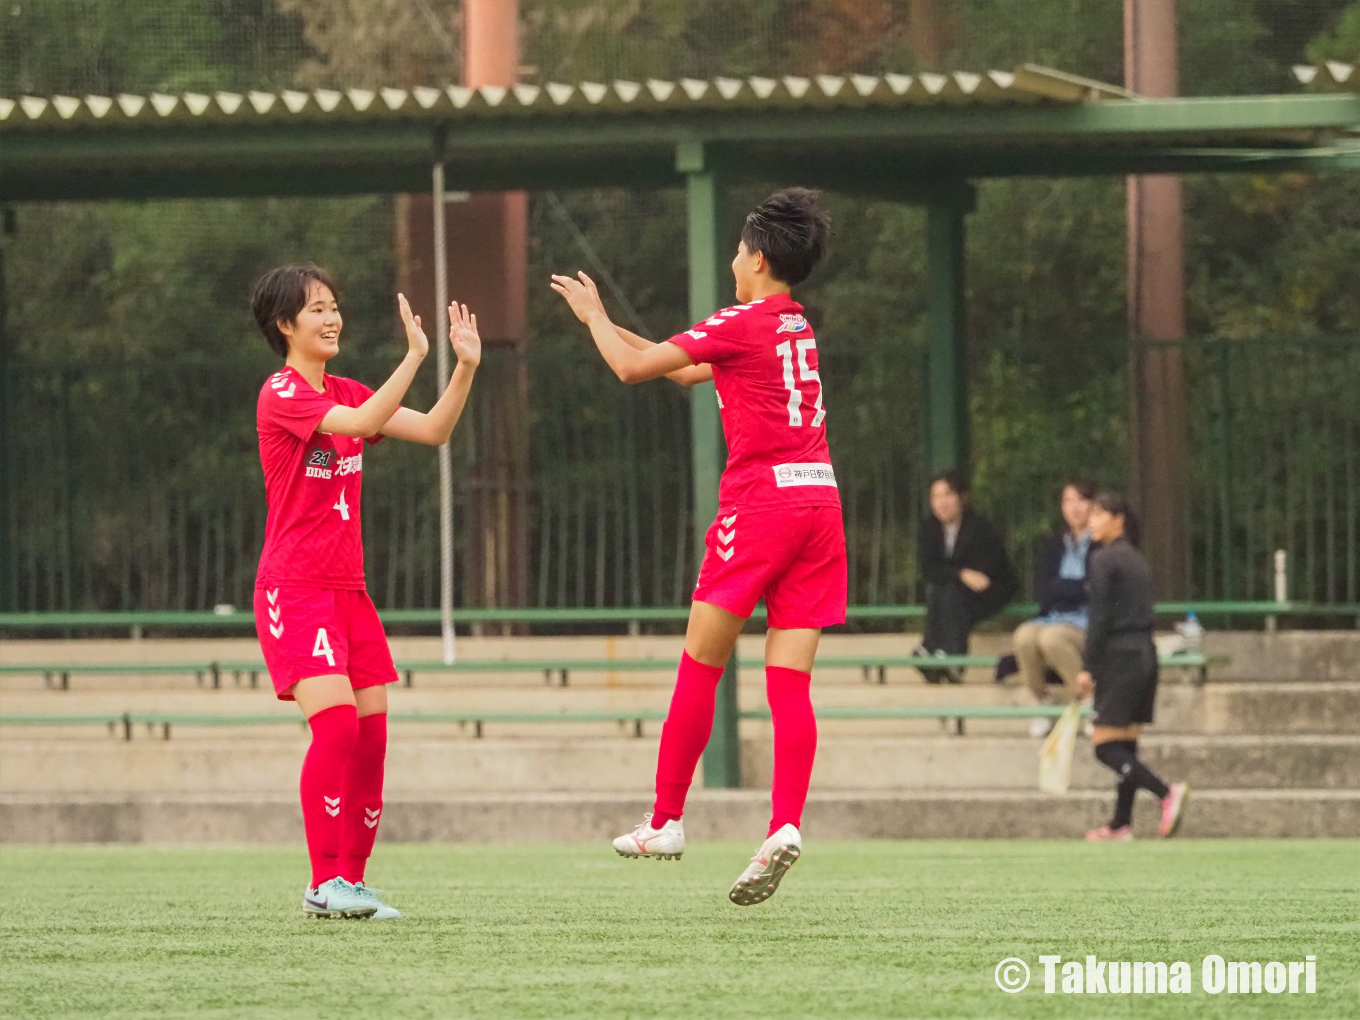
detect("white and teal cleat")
[612,814,685,860]
[729,824,802,906]
[350,882,401,919]
[302,877,379,919]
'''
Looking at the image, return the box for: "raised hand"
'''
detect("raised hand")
[576,271,606,316]
[397,293,429,359]
[550,273,607,325]
[448,301,481,368]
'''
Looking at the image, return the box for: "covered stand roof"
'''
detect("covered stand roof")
[2,64,1358,202]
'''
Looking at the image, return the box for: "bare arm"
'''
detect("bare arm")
[381,302,482,445]
[319,293,427,438]
[550,272,710,386]
[612,322,714,387]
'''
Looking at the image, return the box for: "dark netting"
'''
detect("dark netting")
[3,1,1359,613]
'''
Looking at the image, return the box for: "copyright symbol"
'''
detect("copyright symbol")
[994,957,1030,993]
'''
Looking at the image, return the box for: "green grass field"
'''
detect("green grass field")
[2,840,1356,1019]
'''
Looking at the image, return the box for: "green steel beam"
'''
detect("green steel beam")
[925,196,971,475]
[680,141,741,790]
[3,94,1358,203]
[0,214,8,612]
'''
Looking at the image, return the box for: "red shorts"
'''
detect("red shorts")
[253,586,398,700]
[693,505,847,630]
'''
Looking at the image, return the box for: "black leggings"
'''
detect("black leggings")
[1094,740,1169,829]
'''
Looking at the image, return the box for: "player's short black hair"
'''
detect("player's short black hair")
[251,263,338,358]
[740,188,830,286]
[1093,490,1141,547]
[930,468,970,498]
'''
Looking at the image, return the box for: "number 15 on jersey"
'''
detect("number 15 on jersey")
[776,339,826,428]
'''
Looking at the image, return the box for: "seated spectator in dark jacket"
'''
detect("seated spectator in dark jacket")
[1014,478,1095,735]
[915,470,1018,683]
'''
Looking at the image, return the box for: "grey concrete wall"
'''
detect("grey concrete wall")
[5,790,1357,844]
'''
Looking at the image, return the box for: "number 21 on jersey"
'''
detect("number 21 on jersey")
[776,338,826,428]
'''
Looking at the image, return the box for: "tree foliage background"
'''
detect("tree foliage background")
[2,0,1357,612]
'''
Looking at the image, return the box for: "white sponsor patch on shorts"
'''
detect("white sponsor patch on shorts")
[772,462,838,488]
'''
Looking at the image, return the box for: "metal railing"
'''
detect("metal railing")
[3,337,1357,614]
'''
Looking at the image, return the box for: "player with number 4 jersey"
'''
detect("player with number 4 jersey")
[250,263,481,919]
[551,188,844,907]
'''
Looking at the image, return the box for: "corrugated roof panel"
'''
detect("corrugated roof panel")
[0,65,1142,132]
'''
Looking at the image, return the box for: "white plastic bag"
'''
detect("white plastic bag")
[1038,701,1082,795]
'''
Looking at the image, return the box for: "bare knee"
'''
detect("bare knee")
[683,600,746,667]
[1014,623,1041,654]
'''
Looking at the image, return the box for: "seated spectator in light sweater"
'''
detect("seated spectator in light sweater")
[1014,478,1096,736]
[915,470,1018,683]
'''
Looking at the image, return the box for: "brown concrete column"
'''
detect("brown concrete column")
[396,0,529,616]
[1125,0,1187,597]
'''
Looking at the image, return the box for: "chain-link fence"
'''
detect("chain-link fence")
[5,1,1354,98]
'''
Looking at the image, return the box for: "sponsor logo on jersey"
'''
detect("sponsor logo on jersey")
[773,462,837,488]
[776,313,810,334]
[303,448,361,480]
[334,452,363,477]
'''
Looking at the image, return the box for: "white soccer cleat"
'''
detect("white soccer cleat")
[350,881,401,919]
[729,823,802,906]
[612,814,685,860]
[302,877,378,919]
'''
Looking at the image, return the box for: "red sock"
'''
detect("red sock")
[651,651,725,826]
[766,666,817,837]
[300,704,359,888]
[338,712,387,884]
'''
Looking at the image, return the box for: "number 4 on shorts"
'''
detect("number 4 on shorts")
[312,627,336,667]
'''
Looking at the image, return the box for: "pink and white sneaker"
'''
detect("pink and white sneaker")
[729,824,802,906]
[612,814,684,860]
[1160,782,1190,838]
[1085,825,1133,842]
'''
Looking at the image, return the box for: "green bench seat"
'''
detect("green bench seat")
[0,703,1094,740]
[0,652,1225,690]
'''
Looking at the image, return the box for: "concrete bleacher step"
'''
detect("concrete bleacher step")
[5,788,1357,843]
[6,733,1355,795]
[6,680,1357,737]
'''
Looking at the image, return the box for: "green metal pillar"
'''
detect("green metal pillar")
[925,196,972,476]
[678,141,740,789]
[0,208,10,612]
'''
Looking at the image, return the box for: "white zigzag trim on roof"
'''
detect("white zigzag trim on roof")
[1294,61,1357,90]
[0,66,1136,130]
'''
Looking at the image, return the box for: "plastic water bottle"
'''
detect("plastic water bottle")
[1175,611,1203,655]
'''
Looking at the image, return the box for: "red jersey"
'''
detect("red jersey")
[668,293,839,512]
[255,366,382,590]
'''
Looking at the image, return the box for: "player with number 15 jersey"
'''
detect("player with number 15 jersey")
[668,292,844,629]
[551,188,845,909]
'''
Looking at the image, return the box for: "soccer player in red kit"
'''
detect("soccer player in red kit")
[551,189,843,906]
[250,264,480,918]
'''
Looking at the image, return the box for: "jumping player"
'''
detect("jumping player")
[251,264,480,918]
[550,188,842,906]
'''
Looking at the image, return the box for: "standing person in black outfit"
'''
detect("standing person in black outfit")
[915,470,1017,683]
[1076,492,1189,841]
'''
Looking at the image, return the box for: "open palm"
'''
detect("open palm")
[448,301,481,367]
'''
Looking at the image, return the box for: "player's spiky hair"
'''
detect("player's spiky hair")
[741,188,830,286]
[251,263,339,358]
